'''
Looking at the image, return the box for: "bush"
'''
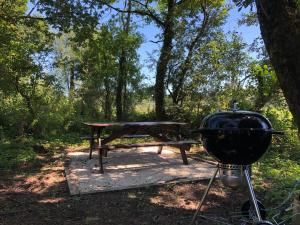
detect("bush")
[253,106,300,204]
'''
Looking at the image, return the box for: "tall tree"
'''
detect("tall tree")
[166,1,228,106]
[104,0,227,120]
[52,32,82,99]
[182,31,252,116]
[234,0,300,132]
[0,0,51,133]
[70,21,142,120]
[103,0,179,119]
[116,0,132,121]
[114,13,143,120]
[79,26,118,120]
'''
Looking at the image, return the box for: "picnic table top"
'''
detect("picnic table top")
[83,121,187,128]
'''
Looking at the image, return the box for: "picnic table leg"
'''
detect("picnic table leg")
[89,127,95,159]
[103,149,108,157]
[179,145,189,165]
[97,127,101,146]
[96,127,107,157]
[143,127,171,155]
[98,147,104,174]
[176,124,182,141]
[157,146,163,154]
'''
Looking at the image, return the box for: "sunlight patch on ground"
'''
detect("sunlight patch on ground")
[150,193,198,210]
[20,172,65,194]
[38,197,66,203]
[65,147,216,195]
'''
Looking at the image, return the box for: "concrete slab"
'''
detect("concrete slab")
[65,147,216,195]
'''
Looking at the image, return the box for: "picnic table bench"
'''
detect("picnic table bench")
[83,121,200,173]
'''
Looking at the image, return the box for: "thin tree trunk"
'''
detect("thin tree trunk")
[103,55,112,120]
[103,0,176,120]
[123,0,131,119]
[116,0,131,121]
[104,77,112,120]
[155,0,175,120]
[69,61,75,99]
[123,81,128,118]
[256,0,300,131]
[116,51,125,121]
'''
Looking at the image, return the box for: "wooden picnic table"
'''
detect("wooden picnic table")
[83,121,199,173]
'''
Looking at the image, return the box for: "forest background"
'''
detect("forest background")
[1,0,300,203]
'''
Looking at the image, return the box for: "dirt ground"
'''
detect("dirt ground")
[0,146,252,225]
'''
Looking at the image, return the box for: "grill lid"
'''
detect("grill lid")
[200,110,272,133]
[195,107,282,165]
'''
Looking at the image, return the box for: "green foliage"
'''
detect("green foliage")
[253,106,300,204]
[0,134,85,171]
[265,106,296,131]
[0,0,293,140]
[0,0,55,138]
[0,142,36,170]
[166,31,256,122]
[233,0,254,10]
[38,0,100,36]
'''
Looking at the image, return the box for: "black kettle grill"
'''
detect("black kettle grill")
[198,109,282,165]
[191,102,283,225]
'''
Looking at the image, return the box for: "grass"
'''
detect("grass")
[134,99,154,115]
[0,133,154,171]
[0,141,36,170]
[253,131,300,207]
[0,134,82,171]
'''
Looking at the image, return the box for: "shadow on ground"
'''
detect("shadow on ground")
[0,146,250,225]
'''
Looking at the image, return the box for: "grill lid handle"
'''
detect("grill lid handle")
[230,99,239,112]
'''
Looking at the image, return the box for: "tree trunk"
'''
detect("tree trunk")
[155,0,175,120]
[255,0,300,131]
[116,0,132,121]
[69,61,75,99]
[116,50,125,121]
[123,81,128,119]
[104,77,112,120]
[15,76,35,120]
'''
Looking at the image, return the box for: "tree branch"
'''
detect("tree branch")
[103,2,164,27]
[171,4,210,104]
[188,4,209,52]
[149,40,163,44]
[18,15,47,20]
[26,1,40,17]
[0,14,48,23]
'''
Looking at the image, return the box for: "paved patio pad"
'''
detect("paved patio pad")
[65,147,216,195]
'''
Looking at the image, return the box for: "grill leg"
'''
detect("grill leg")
[244,167,262,222]
[190,166,219,225]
